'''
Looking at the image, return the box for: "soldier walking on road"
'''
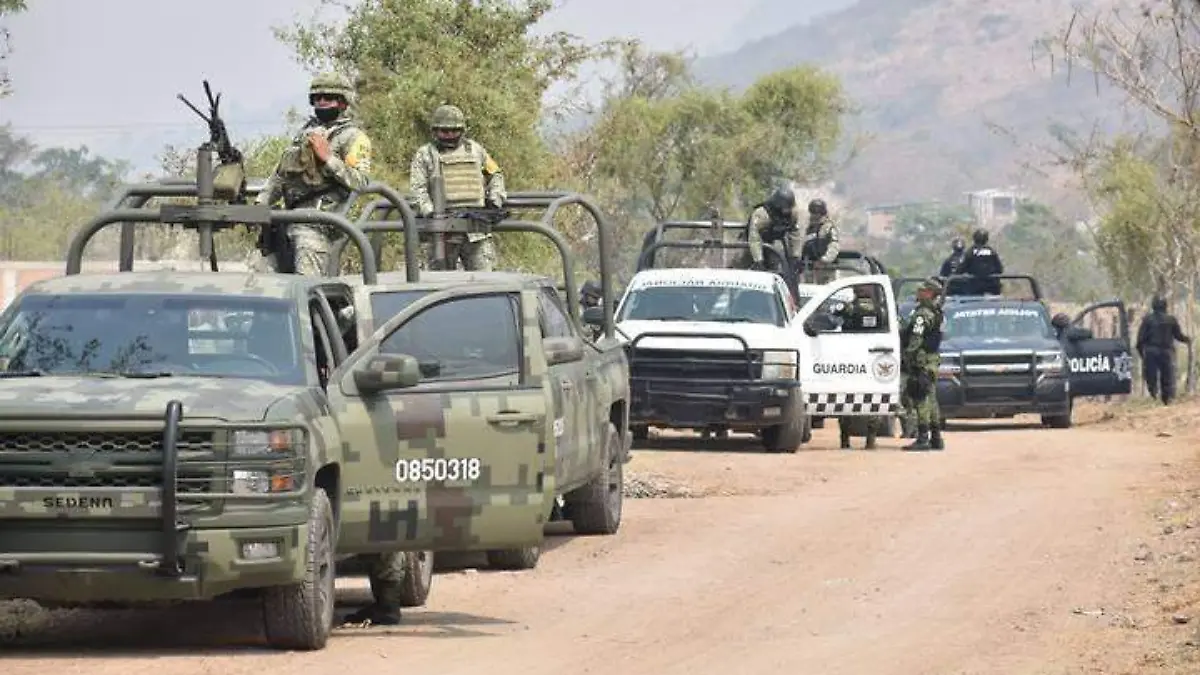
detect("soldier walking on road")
[1136,296,1192,405]
[409,104,507,271]
[253,72,372,275]
[901,278,945,451]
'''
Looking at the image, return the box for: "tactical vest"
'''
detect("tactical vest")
[436,140,486,208]
[742,203,790,243]
[278,121,356,191]
[844,298,878,330]
[902,307,943,353]
[1143,312,1178,351]
[801,218,830,261]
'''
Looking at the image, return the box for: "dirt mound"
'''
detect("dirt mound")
[1077,396,1200,438]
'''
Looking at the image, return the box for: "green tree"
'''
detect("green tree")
[274,0,605,272]
[996,201,1109,302]
[882,203,975,278]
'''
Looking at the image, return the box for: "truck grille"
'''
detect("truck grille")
[630,349,761,381]
[0,430,216,494]
[0,431,214,454]
[959,351,1034,400]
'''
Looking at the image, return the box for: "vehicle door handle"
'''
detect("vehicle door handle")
[487,411,541,426]
[868,347,894,354]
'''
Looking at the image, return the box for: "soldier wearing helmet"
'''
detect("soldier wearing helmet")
[745,184,803,274]
[900,277,945,451]
[409,104,506,271]
[254,71,372,275]
[958,228,1004,295]
[799,197,841,284]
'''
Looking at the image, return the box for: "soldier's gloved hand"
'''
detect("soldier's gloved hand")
[486,197,503,210]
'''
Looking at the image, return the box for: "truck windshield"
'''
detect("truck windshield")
[943,305,1055,340]
[617,285,783,326]
[0,293,305,384]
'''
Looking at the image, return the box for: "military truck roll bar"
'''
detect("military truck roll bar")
[66,204,380,284]
[638,220,748,269]
[635,239,775,272]
[892,274,1042,302]
[325,190,619,339]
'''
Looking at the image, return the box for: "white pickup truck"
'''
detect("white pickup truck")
[611,268,902,452]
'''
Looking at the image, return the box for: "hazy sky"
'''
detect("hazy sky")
[0,0,790,172]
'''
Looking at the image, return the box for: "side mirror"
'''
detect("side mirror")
[544,336,584,366]
[1064,326,1093,341]
[803,312,839,337]
[582,306,605,326]
[353,353,421,393]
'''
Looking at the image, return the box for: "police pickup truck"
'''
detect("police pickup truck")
[896,275,1134,427]
[608,267,902,451]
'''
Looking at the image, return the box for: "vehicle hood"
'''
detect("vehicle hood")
[941,336,1061,353]
[0,376,300,422]
[616,319,792,351]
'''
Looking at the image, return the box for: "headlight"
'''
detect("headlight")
[1036,350,1063,373]
[761,350,797,380]
[231,429,300,456]
[938,353,961,375]
[228,428,304,494]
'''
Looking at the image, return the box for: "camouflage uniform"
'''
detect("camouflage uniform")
[410,104,506,271]
[253,72,372,276]
[746,187,803,271]
[901,278,945,451]
[800,199,840,284]
[836,292,885,449]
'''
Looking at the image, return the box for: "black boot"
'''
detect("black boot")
[929,424,944,450]
[865,431,877,450]
[904,425,931,451]
[344,603,402,626]
[839,422,851,449]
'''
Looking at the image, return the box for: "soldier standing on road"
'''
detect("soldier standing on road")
[836,284,886,449]
[800,198,841,284]
[746,184,803,275]
[409,104,507,271]
[1136,296,1192,405]
[254,72,372,275]
[901,277,945,451]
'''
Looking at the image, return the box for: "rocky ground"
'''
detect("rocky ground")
[2,398,1200,673]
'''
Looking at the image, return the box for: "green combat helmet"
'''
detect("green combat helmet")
[309,71,355,105]
[919,276,944,307]
[431,104,466,130]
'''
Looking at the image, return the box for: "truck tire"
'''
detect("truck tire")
[800,414,813,444]
[762,395,804,453]
[397,551,434,607]
[631,424,648,442]
[486,546,541,570]
[1042,397,1073,429]
[566,421,624,535]
[262,488,336,650]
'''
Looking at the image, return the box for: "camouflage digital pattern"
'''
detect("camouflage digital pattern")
[904,301,943,427]
[418,236,497,271]
[409,137,505,271]
[252,113,372,275]
[836,296,884,447]
[746,205,802,265]
[0,267,628,608]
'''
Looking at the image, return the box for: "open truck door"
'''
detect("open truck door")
[1064,300,1134,397]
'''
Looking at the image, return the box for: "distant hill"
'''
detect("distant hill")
[694,0,1132,218]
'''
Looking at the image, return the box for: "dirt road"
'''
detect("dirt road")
[3,412,1199,674]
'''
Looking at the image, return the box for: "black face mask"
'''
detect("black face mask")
[314,106,342,124]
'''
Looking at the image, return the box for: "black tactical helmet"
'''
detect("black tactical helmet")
[951,237,964,252]
[1152,296,1167,312]
[808,198,827,217]
[581,280,602,299]
[972,228,988,246]
[1051,312,1070,329]
[766,184,796,216]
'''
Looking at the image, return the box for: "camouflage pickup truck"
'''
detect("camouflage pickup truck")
[325,189,632,571]
[0,177,612,649]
